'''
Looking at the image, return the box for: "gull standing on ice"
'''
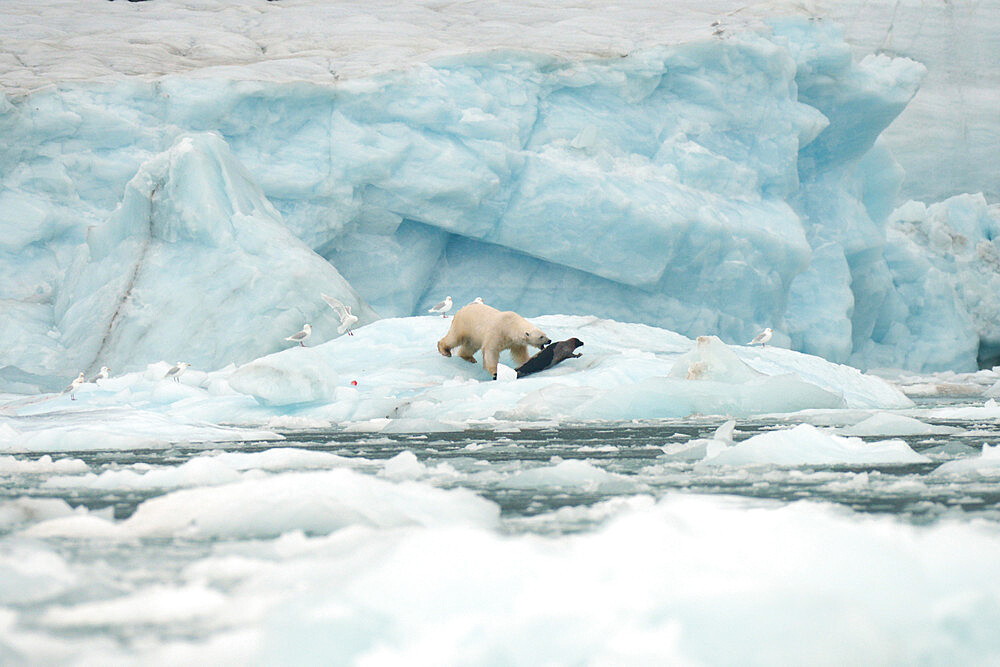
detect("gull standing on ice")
[749,328,773,347]
[89,366,110,383]
[428,296,453,318]
[64,372,85,400]
[285,323,312,347]
[164,362,191,382]
[322,294,359,336]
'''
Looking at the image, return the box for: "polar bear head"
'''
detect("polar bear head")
[524,327,551,349]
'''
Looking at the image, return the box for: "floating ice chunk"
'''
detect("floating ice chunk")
[923,399,1000,421]
[932,444,1000,478]
[0,544,77,605]
[660,420,735,461]
[29,468,499,540]
[501,459,639,494]
[43,448,353,492]
[44,457,242,491]
[40,585,227,628]
[0,497,79,532]
[840,413,964,436]
[0,454,88,474]
[26,513,122,539]
[702,423,930,466]
[382,451,426,481]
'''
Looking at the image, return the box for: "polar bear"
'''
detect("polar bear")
[437,303,551,378]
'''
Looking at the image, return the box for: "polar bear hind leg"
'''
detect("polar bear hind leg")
[458,341,478,363]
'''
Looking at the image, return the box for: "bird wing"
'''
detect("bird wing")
[321,293,350,319]
[431,300,447,311]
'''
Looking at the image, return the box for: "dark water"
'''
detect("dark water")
[7,415,999,531]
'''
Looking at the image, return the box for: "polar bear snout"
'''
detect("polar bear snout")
[528,331,551,348]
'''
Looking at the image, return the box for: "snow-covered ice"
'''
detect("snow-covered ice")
[0,315,914,445]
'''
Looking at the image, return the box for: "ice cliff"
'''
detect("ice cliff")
[0,0,997,392]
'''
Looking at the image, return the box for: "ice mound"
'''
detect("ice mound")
[501,459,640,494]
[840,413,963,437]
[40,585,228,630]
[0,454,87,474]
[702,423,930,466]
[48,133,375,386]
[42,448,353,492]
[27,468,499,540]
[932,444,1000,478]
[228,347,341,406]
[0,497,83,533]
[0,315,915,440]
[660,420,735,462]
[0,543,77,605]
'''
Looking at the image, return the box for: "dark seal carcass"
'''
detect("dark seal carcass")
[514,338,584,378]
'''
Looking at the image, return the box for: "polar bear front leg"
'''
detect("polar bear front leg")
[482,346,500,379]
[510,344,530,366]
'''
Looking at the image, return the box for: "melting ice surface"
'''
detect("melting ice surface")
[3,0,1000,664]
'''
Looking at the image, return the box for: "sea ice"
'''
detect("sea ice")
[0,315,915,441]
[839,412,964,437]
[932,444,1000,478]
[701,423,930,466]
[27,468,500,540]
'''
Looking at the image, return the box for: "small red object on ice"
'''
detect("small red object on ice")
[350,380,358,386]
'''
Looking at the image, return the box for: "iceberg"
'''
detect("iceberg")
[0,0,997,391]
[0,315,913,445]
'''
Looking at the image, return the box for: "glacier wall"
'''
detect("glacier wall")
[1,9,997,392]
[818,0,1000,205]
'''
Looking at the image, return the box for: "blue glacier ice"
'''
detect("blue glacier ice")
[0,1,998,396]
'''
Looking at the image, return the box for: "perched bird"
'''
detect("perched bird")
[164,362,191,382]
[472,297,484,305]
[322,294,359,336]
[428,296,453,318]
[89,366,110,383]
[749,328,773,347]
[285,323,312,347]
[64,372,85,400]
